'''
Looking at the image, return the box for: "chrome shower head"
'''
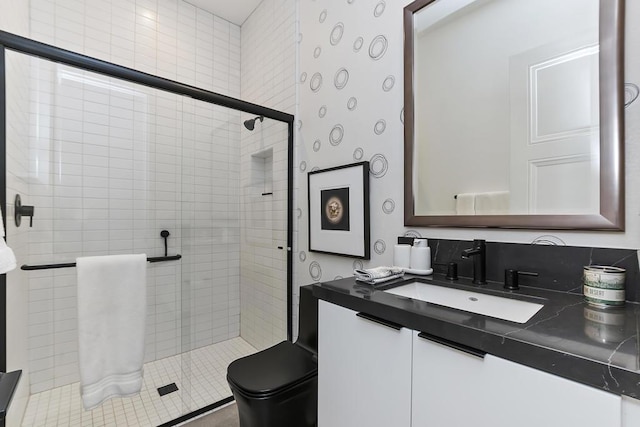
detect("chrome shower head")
[243,115,264,131]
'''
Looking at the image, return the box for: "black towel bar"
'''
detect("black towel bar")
[20,254,182,271]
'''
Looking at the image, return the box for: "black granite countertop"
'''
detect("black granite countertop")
[312,274,640,399]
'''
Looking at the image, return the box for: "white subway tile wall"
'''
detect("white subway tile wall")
[0,0,30,37]
[240,0,297,350]
[2,0,296,423]
[5,47,33,427]
[29,0,241,96]
[15,0,243,395]
[18,56,243,395]
[239,121,289,351]
[241,0,297,114]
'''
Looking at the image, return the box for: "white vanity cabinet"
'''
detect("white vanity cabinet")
[623,395,640,426]
[318,300,628,426]
[479,354,621,427]
[412,330,621,427]
[411,331,487,426]
[318,300,412,427]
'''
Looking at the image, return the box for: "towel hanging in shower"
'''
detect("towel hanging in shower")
[77,254,147,410]
[0,207,17,274]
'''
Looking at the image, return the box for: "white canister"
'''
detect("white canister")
[413,238,428,248]
[393,244,411,268]
[583,265,626,308]
[410,240,431,271]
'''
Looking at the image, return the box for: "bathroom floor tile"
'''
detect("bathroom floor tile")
[22,337,256,427]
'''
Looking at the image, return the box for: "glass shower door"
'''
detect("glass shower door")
[178,97,290,414]
[5,44,291,426]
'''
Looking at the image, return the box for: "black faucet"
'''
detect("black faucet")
[461,239,487,285]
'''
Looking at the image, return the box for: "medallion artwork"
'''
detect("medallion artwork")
[321,188,350,231]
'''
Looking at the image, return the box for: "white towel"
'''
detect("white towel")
[455,193,476,215]
[0,207,17,274]
[77,254,147,410]
[354,266,404,285]
[475,191,510,215]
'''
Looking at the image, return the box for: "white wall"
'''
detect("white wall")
[296,0,640,287]
[240,0,297,349]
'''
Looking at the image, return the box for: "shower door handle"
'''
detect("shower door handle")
[277,246,292,251]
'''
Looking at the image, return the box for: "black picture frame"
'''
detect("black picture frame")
[308,161,370,259]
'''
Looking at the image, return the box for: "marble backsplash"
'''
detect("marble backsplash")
[398,237,640,303]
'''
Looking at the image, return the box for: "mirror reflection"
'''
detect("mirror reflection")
[413,0,600,216]
[405,0,621,228]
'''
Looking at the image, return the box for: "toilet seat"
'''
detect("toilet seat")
[227,341,317,398]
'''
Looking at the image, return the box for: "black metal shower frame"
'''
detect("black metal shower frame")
[0,29,294,426]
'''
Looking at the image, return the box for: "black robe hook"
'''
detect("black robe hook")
[160,230,170,257]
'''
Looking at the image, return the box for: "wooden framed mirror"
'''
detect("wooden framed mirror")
[404,0,625,230]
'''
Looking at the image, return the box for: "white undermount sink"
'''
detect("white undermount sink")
[383,281,544,323]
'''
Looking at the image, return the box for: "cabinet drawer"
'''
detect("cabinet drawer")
[318,301,411,427]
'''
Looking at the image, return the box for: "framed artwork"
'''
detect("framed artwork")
[308,161,370,259]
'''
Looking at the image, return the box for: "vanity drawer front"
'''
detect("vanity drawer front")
[412,330,486,426]
[318,301,412,427]
[481,354,621,427]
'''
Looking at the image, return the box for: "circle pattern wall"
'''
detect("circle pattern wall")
[298,0,409,281]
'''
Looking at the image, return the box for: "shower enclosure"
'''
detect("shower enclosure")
[0,31,293,426]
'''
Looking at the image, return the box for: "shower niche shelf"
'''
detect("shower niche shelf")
[252,148,273,197]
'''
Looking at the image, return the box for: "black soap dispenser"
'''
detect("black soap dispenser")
[504,269,538,290]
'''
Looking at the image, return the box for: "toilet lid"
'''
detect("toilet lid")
[227,341,317,396]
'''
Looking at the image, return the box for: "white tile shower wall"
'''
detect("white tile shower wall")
[29,0,241,97]
[241,0,297,115]
[240,0,297,350]
[15,0,242,394]
[239,121,289,351]
[180,99,241,351]
[4,50,33,426]
[0,0,30,37]
[296,0,640,286]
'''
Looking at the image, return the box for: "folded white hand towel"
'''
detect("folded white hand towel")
[0,208,17,274]
[475,191,510,215]
[455,193,476,215]
[77,254,147,410]
[354,266,404,284]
